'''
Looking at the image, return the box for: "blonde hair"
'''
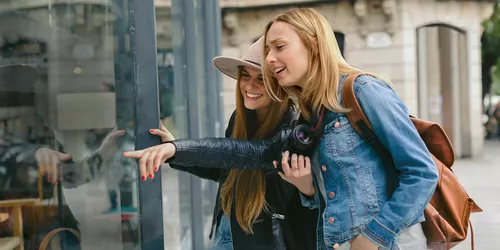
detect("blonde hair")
[220,67,292,234]
[262,8,389,120]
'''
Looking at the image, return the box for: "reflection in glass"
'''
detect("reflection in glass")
[156,6,194,249]
[0,1,139,250]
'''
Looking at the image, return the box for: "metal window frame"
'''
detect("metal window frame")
[128,0,165,249]
[125,0,223,248]
[171,0,224,249]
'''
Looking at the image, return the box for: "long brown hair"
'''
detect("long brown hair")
[262,8,390,120]
[220,67,292,234]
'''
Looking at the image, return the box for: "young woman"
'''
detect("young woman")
[137,37,317,250]
[261,8,439,250]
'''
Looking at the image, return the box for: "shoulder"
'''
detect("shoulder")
[348,74,396,101]
[353,74,390,92]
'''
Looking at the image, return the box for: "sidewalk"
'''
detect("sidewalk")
[453,140,500,250]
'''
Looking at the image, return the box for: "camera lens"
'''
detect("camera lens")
[296,130,310,143]
[288,124,314,152]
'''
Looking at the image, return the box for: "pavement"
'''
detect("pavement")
[452,140,500,250]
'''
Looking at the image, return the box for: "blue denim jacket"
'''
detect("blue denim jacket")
[301,74,439,250]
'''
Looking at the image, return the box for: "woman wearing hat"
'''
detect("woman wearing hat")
[142,37,317,250]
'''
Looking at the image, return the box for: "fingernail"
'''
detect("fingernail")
[141,176,146,181]
[149,174,154,179]
[149,129,154,133]
[154,167,158,172]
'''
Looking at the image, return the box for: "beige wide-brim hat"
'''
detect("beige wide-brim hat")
[212,36,264,80]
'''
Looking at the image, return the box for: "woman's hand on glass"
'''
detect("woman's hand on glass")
[273,151,315,197]
[35,148,72,183]
[123,142,176,180]
[149,122,175,143]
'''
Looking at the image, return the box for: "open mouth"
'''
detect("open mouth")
[246,92,263,98]
[275,67,285,77]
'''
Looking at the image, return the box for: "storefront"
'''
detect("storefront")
[0,0,222,249]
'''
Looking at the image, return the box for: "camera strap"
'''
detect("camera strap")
[310,106,327,141]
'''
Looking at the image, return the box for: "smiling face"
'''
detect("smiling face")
[239,66,272,114]
[265,21,310,87]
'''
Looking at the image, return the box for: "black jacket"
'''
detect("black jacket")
[168,108,317,250]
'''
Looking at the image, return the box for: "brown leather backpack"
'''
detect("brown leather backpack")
[341,72,482,249]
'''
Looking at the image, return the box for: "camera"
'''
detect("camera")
[269,122,317,174]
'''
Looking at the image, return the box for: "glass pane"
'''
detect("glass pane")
[0,1,139,250]
[156,6,193,250]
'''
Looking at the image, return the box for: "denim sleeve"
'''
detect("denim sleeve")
[355,77,439,249]
[299,191,319,209]
[299,170,321,209]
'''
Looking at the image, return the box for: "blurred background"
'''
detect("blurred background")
[0,0,499,249]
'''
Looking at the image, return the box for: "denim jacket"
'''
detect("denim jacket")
[301,74,439,250]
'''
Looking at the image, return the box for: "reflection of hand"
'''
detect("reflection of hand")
[35,148,72,183]
[98,128,125,160]
[123,142,176,180]
[149,122,175,143]
[273,151,315,197]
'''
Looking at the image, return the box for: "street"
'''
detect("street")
[453,140,500,250]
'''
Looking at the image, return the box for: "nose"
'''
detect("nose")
[241,79,256,90]
[266,51,276,66]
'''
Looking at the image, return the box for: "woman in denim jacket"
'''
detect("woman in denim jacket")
[259,8,439,250]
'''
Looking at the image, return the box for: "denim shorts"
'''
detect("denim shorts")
[209,214,233,250]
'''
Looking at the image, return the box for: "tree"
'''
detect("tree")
[482,1,500,101]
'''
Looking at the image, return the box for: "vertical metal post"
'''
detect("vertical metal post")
[184,1,205,248]
[129,0,164,249]
[202,0,224,217]
[203,0,224,138]
[171,0,206,249]
[214,0,224,138]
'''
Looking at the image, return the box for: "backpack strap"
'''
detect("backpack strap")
[341,72,396,195]
[341,72,374,134]
[341,73,392,160]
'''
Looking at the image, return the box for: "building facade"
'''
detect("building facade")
[189,0,492,158]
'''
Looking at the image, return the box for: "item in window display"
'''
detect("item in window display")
[0,64,39,92]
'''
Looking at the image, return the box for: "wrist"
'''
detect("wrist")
[299,184,315,197]
[164,142,177,159]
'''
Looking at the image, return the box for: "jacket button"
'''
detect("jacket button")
[333,243,340,249]
[329,192,335,198]
[328,217,334,224]
[334,121,340,128]
[321,165,327,171]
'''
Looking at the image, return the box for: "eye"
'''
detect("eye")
[276,44,285,50]
[241,73,251,79]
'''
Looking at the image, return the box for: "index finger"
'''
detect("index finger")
[123,150,144,158]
